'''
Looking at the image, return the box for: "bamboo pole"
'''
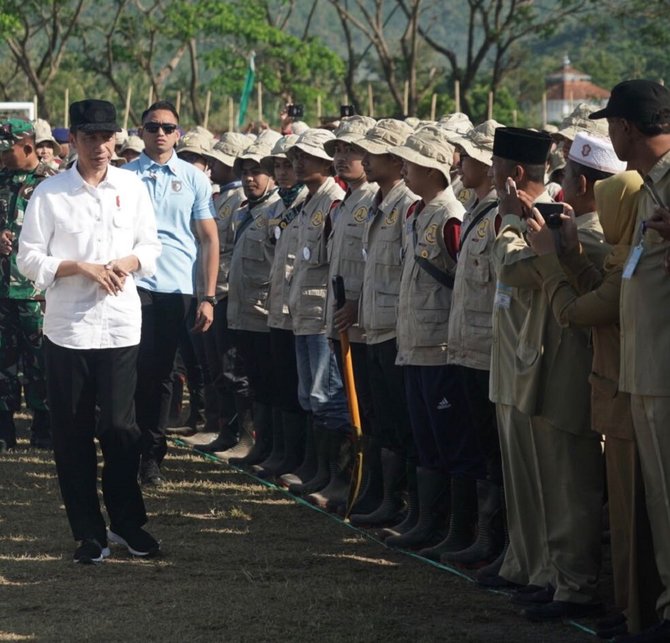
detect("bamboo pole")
[147,86,153,108]
[257,82,263,123]
[123,84,132,130]
[367,83,374,118]
[316,94,322,121]
[203,90,212,129]
[228,97,234,132]
[487,91,494,120]
[454,80,461,112]
[33,95,38,119]
[403,80,409,115]
[64,88,69,127]
[430,93,437,121]
[542,91,548,127]
[175,90,181,115]
[512,109,518,126]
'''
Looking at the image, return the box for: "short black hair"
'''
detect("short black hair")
[141,100,179,124]
[568,159,613,184]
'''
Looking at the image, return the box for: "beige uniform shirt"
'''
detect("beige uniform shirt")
[447,191,499,371]
[267,187,309,330]
[289,177,345,336]
[359,181,418,345]
[396,188,465,366]
[620,150,670,395]
[490,205,607,434]
[325,182,378,342]
[227,190,282,332]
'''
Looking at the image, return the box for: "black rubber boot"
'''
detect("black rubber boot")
[0,410,17,450]
[350,448,405,527]
[441,480,504,568]
[381,463,419,539]
[420,476,477,561]
[228,401,273,467]
[197,417,239,454]
[216,396,255,463]
[252,407,285,478]
[307,429,353,512]
[341,436,383,516]
[385,467,450,550]
[278,415,316,488]
[289,424,330,496]
[259,410,305,479]
[30,409,53,449]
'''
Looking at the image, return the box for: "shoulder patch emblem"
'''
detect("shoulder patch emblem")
[353,206,368,223]
[219,204,232,219]
[311,211,324,227]
[476,218,489,238]
[457,188,472,204]
[384,208,399,225]
[424,223,438,245]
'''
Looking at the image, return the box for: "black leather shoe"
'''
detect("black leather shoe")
[613,620,670,642]
[511,584,555,606]
[476,573,522,589]
[523,600,605,622]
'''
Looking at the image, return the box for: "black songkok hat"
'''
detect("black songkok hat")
[492,127,552,165]
[69,99,121,133]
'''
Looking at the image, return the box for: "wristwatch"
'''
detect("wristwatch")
[202,295,217,306]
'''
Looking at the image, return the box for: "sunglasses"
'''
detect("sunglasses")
[143,122,178,135]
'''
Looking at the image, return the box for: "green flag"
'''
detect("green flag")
[237,51,256,128]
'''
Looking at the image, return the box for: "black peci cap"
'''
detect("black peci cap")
[589,79,670,122]
[492,127,552,165]
[69,99,121,133]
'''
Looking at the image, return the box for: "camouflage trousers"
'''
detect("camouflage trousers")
[0,298,48,412]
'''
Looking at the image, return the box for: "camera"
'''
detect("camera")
[287,104,304,118]
[340,104,355,118]
[536,203,564,229]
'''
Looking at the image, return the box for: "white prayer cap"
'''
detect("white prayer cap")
[568,132,626,175]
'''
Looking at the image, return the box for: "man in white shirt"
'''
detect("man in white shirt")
[17,99,162,564]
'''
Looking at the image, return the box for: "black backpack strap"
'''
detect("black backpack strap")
[412,218,455,289]
[461,200,498,242]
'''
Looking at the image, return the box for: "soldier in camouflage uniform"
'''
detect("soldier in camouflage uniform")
[0,118,57,450]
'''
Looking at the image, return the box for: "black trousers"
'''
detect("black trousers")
[233,329,274,406]
[404,364,485,479]
[366,339,414,458]
[269,327,302,413]
[44,338,146,544]
[135,289,191,464]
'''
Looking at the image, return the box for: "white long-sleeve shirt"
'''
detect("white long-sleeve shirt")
[17,164,161,350]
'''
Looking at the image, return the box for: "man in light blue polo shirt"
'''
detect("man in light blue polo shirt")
[124,100,219,485]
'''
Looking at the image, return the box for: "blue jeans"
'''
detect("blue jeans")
[294,333,350,432]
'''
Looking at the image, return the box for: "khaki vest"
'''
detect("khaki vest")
[447,192,498,371]
[396,189,465,366]
[267,187,309,330]
[359,181,418,345]
[289,177,345,335]
[227,190,282,332]
[325,182,378,342]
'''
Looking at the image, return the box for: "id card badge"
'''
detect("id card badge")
[622,243,644,280]
[494,282,512,309]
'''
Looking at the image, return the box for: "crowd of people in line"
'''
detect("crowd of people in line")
[2,77,670,642]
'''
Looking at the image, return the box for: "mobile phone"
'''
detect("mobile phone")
[340,105,355,118]
[536,202,564,229]
[287,104,304,118]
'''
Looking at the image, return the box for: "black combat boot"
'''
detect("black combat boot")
[228,401,273,467]
[420,476,477,561]
[441,480,504,568]
[385,467,450,550]
[350,448,405,527]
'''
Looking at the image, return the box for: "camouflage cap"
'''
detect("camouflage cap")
[450,119,504,167]
[120,135,144,154]
[438,112,474,137]
[323,115,376,156]
[353,118,414,155]
[176,130,213,158]
[115,128,128,147]
[390,124,455,182]
[0,118,34,151]
[233,128,282,175]
[259,134,300,173]
[556,103,610,141]
[33,118,61,155]
[286,128,336,162]
[204,132,254,167]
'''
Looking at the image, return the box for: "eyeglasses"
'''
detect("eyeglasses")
[143,122,178,135]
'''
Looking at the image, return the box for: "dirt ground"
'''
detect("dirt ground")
[0,424,601,642]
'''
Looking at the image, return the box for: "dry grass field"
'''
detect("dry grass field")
[0,420,601,642]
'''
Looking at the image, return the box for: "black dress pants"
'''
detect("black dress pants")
[135,289,191,464]
[44,338,146,544]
